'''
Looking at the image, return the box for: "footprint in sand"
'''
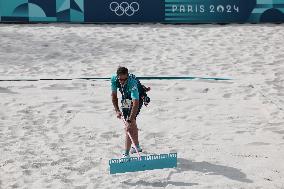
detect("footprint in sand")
[247,142,270,146]
[144,132,165,140]
[23,169,32,176]
[0,87,17,94]
[235,131,247,134]
[202,88,210,93]
[230,153,268,159]
[50,158,70,166]
[223,93,232,98]
[273,130,284,134]
[100,131,120,139]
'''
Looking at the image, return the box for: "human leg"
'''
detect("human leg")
[122,100,143,155]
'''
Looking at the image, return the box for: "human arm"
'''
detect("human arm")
[111,75,122,118]
[111,91,122,119]
[128,99,139,121]
[128,82,140,122]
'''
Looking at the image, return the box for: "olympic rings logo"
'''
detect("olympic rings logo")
[109,2,139,16]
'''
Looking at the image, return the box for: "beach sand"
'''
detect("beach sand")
[0,24,283,188]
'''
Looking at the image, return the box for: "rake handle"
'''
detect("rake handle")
[122,117,142,160]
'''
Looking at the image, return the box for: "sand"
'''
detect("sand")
[0,24,284,189]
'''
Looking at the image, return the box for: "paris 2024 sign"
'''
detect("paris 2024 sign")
[0,0,284,23]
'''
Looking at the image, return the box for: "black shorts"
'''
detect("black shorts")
[122,99,143,120]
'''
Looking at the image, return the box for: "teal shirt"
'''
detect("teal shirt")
[111,74,139,100]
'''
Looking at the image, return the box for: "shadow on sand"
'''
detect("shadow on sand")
[122,180,198,188]
[174,158,253,183]
[122,158,252,188]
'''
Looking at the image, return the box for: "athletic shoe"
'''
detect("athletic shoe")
[130,146,143,154]
[120,153,130,163]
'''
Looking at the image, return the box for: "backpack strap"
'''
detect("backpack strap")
[116,77,131,100]
[116,74,150,102]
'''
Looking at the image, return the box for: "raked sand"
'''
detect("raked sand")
[0,24,284,189]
